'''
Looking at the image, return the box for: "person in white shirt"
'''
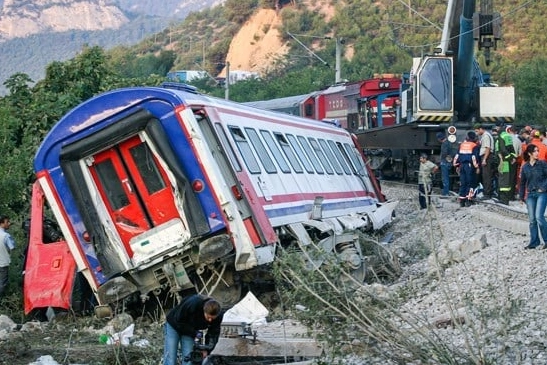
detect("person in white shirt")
[0,215,15,298]
[418,153,439,209]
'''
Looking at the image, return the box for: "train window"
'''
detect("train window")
[297,136,324,174]
[214,123,242,172]
[228,126,261,174]
[328,140,352,175]
[419,58,452,111]
[308,138,334,174]
[336,142,357,174]
[245,128,277,174]
[93,159,130,210]
[286,134,313,174]
[343,143,368,177]
[274,133,304,173]
[318,139,343,175]
[129,143,166,194]
[260,130,291,173]
[304,104,313,117]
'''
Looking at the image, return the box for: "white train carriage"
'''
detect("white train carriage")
[25,83,397,314]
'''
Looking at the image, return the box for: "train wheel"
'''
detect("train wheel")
[336,242,366,286]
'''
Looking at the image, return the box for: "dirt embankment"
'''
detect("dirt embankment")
[220,9,287,77]
[220,0,340,77]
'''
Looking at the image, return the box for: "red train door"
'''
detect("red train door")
[88,135,180,257]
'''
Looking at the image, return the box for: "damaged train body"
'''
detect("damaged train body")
[24,83,397,315]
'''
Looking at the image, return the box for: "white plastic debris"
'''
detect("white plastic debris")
[222,291,269,324]
[28,355,60,365]
[106,323,134,346]
[133,338,150,347]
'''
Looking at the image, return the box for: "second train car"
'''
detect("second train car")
[243,75,401,130]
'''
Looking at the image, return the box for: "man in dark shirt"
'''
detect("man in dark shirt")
[163,294,224,365]
[437,132,452,197]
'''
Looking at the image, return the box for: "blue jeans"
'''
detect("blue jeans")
[440,162,451,196]
[163,322,195,365]
[525,191,547,247]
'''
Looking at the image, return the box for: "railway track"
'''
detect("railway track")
[379,179,530,222]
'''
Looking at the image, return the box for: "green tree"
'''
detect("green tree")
[512,57,547,125]
[224,0,259,24]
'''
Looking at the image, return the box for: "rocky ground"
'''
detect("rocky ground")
[375,183,544,365]
[0,183,542,365]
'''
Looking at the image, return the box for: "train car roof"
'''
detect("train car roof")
[34,85,346,171]
[319,84,346,95]
[242,92,317,110]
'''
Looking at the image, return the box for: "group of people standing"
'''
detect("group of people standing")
[420,123,547,251]
[450,123,522,207]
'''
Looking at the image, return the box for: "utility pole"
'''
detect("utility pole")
[335,38,343,84]
[202,40,206,70]
[225,61,230,100]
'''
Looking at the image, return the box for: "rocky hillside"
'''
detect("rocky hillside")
[0,0,221,42]
[0,0,127,41]
[115,0,223,19]
[221,1,336,77]
[0,0,220,94]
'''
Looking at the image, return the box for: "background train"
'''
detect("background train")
[24,82,397,316]
[243,74,401,131]
[246,0,515,184]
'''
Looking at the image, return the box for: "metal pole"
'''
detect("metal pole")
[225,61,230,100]
[335,38,342,84]
[202,40,205,70]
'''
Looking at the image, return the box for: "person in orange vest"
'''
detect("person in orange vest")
[529,130,547,161]
[453,131,481,207]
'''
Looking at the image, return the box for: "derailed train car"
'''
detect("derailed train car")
[24,83,397,315]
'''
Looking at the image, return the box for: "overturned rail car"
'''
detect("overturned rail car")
[24,83,397,315]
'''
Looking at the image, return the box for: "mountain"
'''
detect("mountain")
[0,0,221,93]
[115,0,223,19]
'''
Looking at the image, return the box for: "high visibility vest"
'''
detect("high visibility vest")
[456,141,478,167]
[459,141,477,154]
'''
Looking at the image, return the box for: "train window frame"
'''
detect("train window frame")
[328,140,352,175]
[93,159,130,210]
[286,134,313,174]
[228,125,261,174]
[318,139,344,175]
[336,142,357,174]
[343,143,368,177]
[129,142,166,195]
[297,136,324,174]
[244,127,277,174]
[260,130,292,173]
[308,138,334,175]
[214,123,242,172]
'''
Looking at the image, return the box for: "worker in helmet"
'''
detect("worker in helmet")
[529,130,547,161]
[497,126,517,204]
[453,131,481,207]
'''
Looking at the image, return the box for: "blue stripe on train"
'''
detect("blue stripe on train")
[265,198,375,218]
